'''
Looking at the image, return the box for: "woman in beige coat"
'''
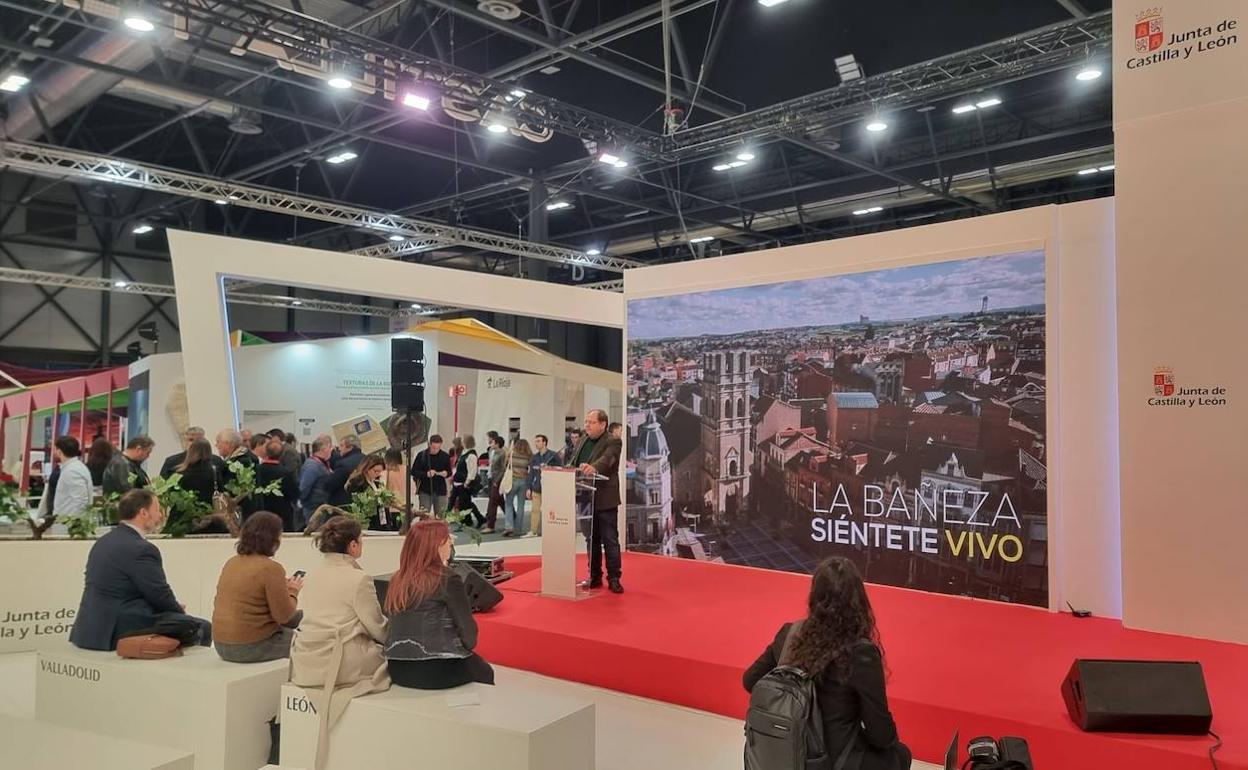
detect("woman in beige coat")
[290,517,390,768]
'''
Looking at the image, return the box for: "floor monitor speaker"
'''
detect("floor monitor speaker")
[1061,659,1212,734]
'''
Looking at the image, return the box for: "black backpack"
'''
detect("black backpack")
[745,621,850,770]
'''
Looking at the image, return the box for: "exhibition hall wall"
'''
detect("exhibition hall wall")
[1114,0,1248,643]
[623,202,1120,618]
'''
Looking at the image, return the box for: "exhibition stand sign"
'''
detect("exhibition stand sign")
[626,250,1049,607]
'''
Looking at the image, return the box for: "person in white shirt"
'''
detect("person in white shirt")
[51,436,94,517]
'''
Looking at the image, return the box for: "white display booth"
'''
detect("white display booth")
[166,231,623,439]
[131,318,621,462]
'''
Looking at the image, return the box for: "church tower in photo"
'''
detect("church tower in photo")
[631,410,674,548]
[700,349,754,523]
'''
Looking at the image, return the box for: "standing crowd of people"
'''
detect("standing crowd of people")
[41,410,626,548]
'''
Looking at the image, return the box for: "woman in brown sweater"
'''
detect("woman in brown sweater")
[212,512,304,663]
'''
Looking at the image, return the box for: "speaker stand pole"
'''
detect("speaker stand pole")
[401,408,414,534]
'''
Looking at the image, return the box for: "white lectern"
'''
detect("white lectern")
[540,467,594,600]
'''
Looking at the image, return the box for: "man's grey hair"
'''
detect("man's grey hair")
[185,426,205,437]
[311,436,332,453]
[216,430,242,450]
[341,434,361,449]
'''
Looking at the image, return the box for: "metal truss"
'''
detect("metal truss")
[0,265,447,317]
[0,140,642,272]
[38,0,660,155]
[650,11,1112,159]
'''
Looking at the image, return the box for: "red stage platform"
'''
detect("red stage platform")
[475,552,1246,770]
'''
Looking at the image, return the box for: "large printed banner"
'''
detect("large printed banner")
[625,250,1048,607]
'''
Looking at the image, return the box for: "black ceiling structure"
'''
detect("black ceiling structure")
[0,0,1115,295]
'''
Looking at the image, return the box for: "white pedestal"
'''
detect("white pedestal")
[280,682,595,770]
[540,468,592,600]
[36,641,288,770]
[2,718,195,770]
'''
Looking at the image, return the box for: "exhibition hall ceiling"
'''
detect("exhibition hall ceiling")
[0,0,1112,288]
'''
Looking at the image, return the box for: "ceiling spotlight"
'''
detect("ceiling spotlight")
[402,92,431,110]
[509,89,527,99]
[485,122,509,134]
[0,73,30,93]
[597,151,622,166]
[585,248,602,256]
[689,236,714,244]
[325,150,358,165]
[213,198,228,205]
[758,0,790,6]
[975,97,1002,109]
[410,303,422,309]
[736,150,756,162]
[865,118,888,133]
[123,15,155,32]
[113,280,129,288]
[1098,164,1115,172]
[834,54,864,83]
[545,200,572,211]
[131,224,153,234]
[712,163,733,172]
[1077,168,1099,175]
[327,76,352,90]
[951,103,977,114]
[853,206,884,215]
[291,300,302,306]
[388,234,405,242]
[1076,66,1103,81]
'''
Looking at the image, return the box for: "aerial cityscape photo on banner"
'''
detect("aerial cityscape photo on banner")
[626,250,1048,607]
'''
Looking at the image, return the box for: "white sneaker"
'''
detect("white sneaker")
[520,532,538,538]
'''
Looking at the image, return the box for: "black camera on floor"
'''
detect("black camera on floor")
[964,736,1033,770]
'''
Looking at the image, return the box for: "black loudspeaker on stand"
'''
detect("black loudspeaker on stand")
[1061,658,1213,734]
[391,337,426,413]
[392,338,425,527]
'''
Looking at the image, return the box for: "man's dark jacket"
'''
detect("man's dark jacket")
[158,451,185,479]
[323,448,364,507]
[69,525,183,651]
[569,434,622,511]
[411,449,452,497]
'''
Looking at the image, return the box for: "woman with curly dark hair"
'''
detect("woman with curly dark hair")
[743,556,911,770]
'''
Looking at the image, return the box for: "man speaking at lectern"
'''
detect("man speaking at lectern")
[573,409,624,594]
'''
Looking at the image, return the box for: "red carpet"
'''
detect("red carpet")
[476,552,1247,770]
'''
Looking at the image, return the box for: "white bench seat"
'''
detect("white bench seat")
[1,717,195,770]
[280,680,594,770]
[36,640,288,770]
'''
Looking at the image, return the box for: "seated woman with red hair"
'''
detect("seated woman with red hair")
[382,519,495,689]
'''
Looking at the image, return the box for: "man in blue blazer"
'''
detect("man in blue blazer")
[69,489,211,651]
